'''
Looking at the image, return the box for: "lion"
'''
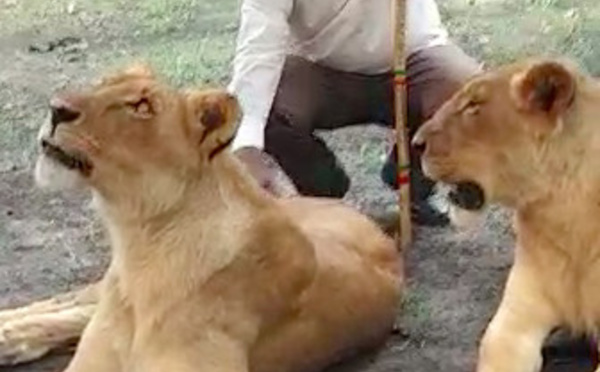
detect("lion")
[0,65,403,371]
[412,57,600,372]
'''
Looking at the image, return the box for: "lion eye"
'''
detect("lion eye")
[125,98,153,118]
[462,100,481,115]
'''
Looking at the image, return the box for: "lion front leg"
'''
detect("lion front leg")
[477,266,557,372]
[0,282,98,365]
[132,329,250,372]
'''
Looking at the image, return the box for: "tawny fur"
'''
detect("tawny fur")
[0,285,97,364]
[0,65,403,372]
[414,58,600,372]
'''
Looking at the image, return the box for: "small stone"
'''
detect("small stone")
[28,43,50,53]
[565,8,577,19]
[66,54,83,63]
[67,2,76,14]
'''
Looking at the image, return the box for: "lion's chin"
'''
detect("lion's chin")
[421,160,487,211]
[34,154,87,192]
[40,139,93,174]
[34,138,93,191]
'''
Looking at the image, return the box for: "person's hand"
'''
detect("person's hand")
[234,147,298,198]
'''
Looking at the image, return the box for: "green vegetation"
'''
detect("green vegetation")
[1,0,599,169]
[442,0,600,74]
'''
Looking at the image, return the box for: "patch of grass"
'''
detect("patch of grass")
[130,0,198,34]
[358,140,387,175]
[0,0,119,34]
[110,33,235,87]
[127,0,238,36]
[442,0,600,74]
[0,0,238,42]
[4,0,600,170]
[108,0,239,86]
[0,0,240,169]
[402,286,432,328]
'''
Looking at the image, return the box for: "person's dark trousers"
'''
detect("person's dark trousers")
[264,44,481,226]
[264,55,393,199]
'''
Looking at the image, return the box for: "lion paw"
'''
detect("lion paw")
[0,320,53,365]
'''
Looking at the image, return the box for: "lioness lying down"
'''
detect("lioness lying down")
[0,65,403,371]
[413,58,600,371]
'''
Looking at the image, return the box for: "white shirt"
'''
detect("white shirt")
[228,0,449,150]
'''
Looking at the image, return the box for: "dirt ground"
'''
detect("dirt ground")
[3,159,596,372]
[1,1,599,372]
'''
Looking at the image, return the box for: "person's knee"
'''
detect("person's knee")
[313,165,350,198]
[407,43,482,122]
[330,173,350,198]
[264,122,350,199]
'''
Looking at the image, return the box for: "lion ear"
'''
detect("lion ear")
[188,89,240,159]
[511,60,575,119]
[123,63,155,79]
[98,63,156,86]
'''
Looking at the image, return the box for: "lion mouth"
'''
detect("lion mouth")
[447,181,486,211]
[41,139,93,176]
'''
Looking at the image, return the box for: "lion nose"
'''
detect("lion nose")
[50,96,81,130]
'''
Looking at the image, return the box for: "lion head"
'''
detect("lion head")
[412,59,592,211]
[35,64,240,201]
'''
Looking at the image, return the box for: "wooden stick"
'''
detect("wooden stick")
[393,0,412,250]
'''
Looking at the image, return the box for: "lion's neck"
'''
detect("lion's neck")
[96,153,269,221]
[93,153,273,308]
[515,177,600,260]
[503,82,600,299]
[514,93,600,253]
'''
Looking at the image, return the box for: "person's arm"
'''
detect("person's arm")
[228,0,293,151]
